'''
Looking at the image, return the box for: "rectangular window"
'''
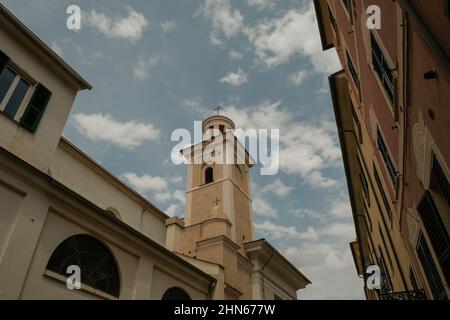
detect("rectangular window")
[342,0,350,13]
[371,33,395,104]
[4,78,30,117]
[350,98,362,144]
[416,233,448,300]
[409,268,419,291]
[0,64,32,120]
[378,250,392,294]
[328,5,337,32]
[446,0,450,19]
[377,128,397,186]
[418,191,450,287]
[431,153,450,207]
[0,67,16,103]
[358,157,370,206]
[373,163,392,221]
[341,0,353,24]
[379,225,394,269]
[346,51,359,91]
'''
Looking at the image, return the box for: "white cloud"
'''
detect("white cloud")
[165,204,179,216]
[244,3,340,73]
[229,51,243,61]
[121,172,185,211]
[255,220,319,241]
[197,0,244,45]
[255,220,354,243]
[169,175,183,184]
[285,244,364,300]
[160,20,177,33]
[253,197,278,218]
[83,7,149,43]
[121,172,168,193]
[247,0,275,10]
[221,101,341,189]
[321,223,355,239]
[133,55,160,81]
[72,113,160,149]
[255,220,298,239]
[220,68,249,86]
[289,69,308,85]
[50,42,63,56]
[328,194,353,220]
[290,208,325,221]
[181,98,208,115]
[154,192,172,202]
[173,190,186,205]
[261,178,293,197]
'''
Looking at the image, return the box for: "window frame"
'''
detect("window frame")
[204,166,214,184]
[376,127,398,189]
[446,0,450,20]
[370,32,398,113]
[0,61,36,122]
[46,234,121,298]
[416,232,448,300]
[340,0,354,25]
[373,162,393,224]
[346,50,360,97]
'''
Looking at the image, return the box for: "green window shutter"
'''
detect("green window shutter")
[20,83,52,133]
[0,50,10,75]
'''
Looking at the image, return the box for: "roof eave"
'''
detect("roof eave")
[0,3,92,91]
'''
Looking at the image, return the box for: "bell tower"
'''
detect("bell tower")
[183,114,255,251]
[165,113,310,300]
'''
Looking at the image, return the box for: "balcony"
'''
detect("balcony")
[380,289,427,300]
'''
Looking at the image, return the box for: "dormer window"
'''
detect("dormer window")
[0,50,52,133]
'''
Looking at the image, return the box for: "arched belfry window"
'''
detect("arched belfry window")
[46,234,121,298]
[205,167,214,184]
[162,287,191,300]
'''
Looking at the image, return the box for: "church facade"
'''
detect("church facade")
[0,3,309,300]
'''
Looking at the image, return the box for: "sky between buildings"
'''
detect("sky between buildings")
[1,0,365,299]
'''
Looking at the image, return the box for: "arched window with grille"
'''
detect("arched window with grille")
[46,234,121,298]
[205,167,214,184]
[161,287,191,300]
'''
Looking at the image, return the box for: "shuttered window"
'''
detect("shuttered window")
[416,233,448,300]
[0,50,9,75]
[373,163,392,221]
[431,153,450,207]
[418,191,450,288]
[346,51,359,91]
[328,5,337,32]
[371,33,394,104]
[377,128,397,186]
[20,83,51,132]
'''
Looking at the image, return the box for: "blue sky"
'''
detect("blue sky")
[2,0,364,299]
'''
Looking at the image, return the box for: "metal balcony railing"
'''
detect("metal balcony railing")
[380,289,427,300]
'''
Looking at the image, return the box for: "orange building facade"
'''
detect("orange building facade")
[314,0,450,299]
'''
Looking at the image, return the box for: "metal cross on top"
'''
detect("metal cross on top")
[214,106,222,115]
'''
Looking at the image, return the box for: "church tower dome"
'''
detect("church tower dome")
[202,114,235,134]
